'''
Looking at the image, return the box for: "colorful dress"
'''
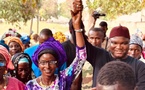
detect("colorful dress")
[26,46,87,90]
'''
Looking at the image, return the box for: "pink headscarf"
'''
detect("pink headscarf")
[0,45,14,70]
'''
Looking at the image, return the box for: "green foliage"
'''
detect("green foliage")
[141,0,145,8]
[58,1,71,18]
[0,0,40,24]
[39,0,58,20]
[86,0,142,20]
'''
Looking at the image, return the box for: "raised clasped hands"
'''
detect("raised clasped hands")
[71,0,83,30]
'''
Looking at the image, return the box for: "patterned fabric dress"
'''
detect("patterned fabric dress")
[26,46,87,90]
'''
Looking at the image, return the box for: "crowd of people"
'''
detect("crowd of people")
[0,0,145,90]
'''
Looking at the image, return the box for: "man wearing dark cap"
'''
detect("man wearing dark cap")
[94,25,145,90]
[65,1,145,89]
[108,25,130,59]
[71,23,145,89]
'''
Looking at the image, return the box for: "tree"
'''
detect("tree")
[0,0,41,34]
[86,0,142,20]
[0,0,40,24]
[141,0,145,8]
[58,0,71,18]
[39,0,58,20]
[85,0,143,30]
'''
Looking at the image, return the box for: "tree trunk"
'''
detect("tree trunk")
[37,15,39,34]
[30,18,33,36]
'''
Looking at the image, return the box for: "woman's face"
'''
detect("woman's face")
[0,54,6,78]
[17,62,30,80]
[9,41,22,56]
[38,53,57,77]
[128,44,142,59]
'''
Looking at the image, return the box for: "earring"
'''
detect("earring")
[4,70,7,75]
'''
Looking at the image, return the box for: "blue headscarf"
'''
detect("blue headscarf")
[20,35,30,44]
[32,37,67,68]
[0,40,9,51]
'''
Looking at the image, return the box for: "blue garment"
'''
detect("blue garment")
[24,45,40,77]
[24,45,67,77]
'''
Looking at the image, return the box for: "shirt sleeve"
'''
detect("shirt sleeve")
[59,46,87,89]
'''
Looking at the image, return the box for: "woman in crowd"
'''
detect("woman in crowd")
[20,35,31,49]
[30,33,39,46]
[142,34,145,59]
[4,36,24,56]
[1,28,21,39]
[0,40,9,51]
[11,53,32,84]
[26,2,86,89]
[128,34,145,63]
[0,45,26,90]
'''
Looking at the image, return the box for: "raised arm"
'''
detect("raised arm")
[59,1,87,89]
[71,0,84,48]
[89,11,98,30]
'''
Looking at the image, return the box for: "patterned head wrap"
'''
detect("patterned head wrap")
[32,37,67,68]
[4,36,24,51]
[130,34,143,49]
[20,35,30,44]
[11,52,32,77]
[1,29,21,39]
[0,45,14,70]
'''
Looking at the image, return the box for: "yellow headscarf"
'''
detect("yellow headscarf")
[4,36,24,52]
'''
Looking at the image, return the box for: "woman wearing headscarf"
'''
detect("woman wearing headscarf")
[1,28,21,40]
[26,2,86,89]
[0,45,26,90]
[20,35,30,49]
[128,34,145,63]
[0,40,9,51]
[11,53,32,84]
[4,36,24,56]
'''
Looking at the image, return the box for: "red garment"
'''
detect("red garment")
[0,45,14,70]
[5,77,26,90]
[142,51,145,59]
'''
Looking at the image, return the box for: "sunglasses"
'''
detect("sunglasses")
[0,62,6,67]
[39,60,57,66]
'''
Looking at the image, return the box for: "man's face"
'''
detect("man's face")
[88,30,104,47]
[108,36,129,59]
[100,26,107,33]
[38,34,49,44]
[128,44,142,59]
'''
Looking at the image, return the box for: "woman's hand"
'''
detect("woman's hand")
[71,0,83,30]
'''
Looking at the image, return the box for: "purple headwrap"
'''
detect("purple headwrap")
[32,37,67,68]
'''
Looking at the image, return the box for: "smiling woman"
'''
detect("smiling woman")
[26,0,86,89]
[11,53,32,84]
[4,36,24,56]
